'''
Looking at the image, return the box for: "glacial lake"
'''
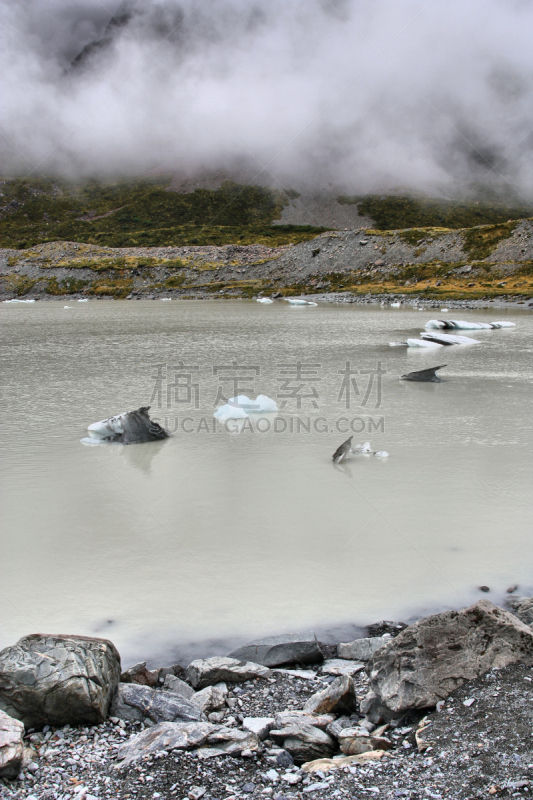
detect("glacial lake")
[1,299,532,667]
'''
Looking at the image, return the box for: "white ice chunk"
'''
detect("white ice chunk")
[160,298,172,301]
[87,413,127,439]
[285,298,317,306]
[3,298,35,303]
[257,297,274,304]
[252,394,278,413]
[213,404,249,422]
[491,321,516,328]
[406,338,443,348]
[374,451,389,458]
[80,436,105,446]
[424,320,447,329]
[64,306,72,309]
[77,299,89,302]
[228,395,254,408]
[390,302,401,308]
[361,442,372,453]
[440,308,448,312]
[389,341,407,347]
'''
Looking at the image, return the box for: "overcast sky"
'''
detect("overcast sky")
[2,0,533,198]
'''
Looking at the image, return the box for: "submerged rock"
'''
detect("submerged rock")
[228,632,323,667]
[0,634,121,728]
[364,600,533,716]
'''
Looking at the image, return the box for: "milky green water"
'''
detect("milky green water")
[1,300,532,666]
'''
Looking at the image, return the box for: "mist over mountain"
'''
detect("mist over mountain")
[2,0,533,199]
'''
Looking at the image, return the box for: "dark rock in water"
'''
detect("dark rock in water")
[479,585,490,592]
[0,634,120,728]
[332,436,353,464]
[506,596,533,627]
[507,585,518,594]
[400,365,447,382]
[109,683,204,724]
[363,600,533,717]
[86,406,170,444]
[367,621,407,638]
[228,633,323,667]
[120,661,160,687]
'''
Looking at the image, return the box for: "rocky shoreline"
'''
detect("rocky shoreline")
[1,597,532,800]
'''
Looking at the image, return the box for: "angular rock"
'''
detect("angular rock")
[192,683,228,714]
[337,636,390,661]
[366,600,533,715]
[506,597,533,627]
[120,662,159,687]
[0,634,121,728]
[0,710,24,778]
[270,722,336,764]
[228,633,323,667]
[300,750,386,773]
[162,674,195,700]
[274,711,334,731]
[205,727,260,754]
[187,657,270,689]
[338,728,372,755]
[326,716,355,738]
[303,674,357,715]
[242,716,275,740]
[116,721,215,768]
[321,659,365,677]
[110,683,203,724]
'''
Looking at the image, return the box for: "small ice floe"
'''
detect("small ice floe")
[82,406,170,445]
[285,298,317,306]
[389,341,408,347]
[257,297,274,304]
[400,365,447,382]
[405,338,443,348]
[64,305,72,309]
[425,319,516,330]
[213,394,278,422]
[332,438,388,463]
[440,308,448,312]
[3,298,35,303]
[160,298,172,301]
[390,301,401,308]
[420,332,480,346]
[77,299,89,302]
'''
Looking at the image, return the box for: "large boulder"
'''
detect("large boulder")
[365,600,533,716]
[187,657,270,689]
[303,674,357,715]
[228,633,323,667]
[270,722,336,764]
[0,710,24,778]
[506,597,533,627]
[0,634,121,728]
[337,636,390,661]
[110,683,203,724]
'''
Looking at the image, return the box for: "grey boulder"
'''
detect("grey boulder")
[270,722,336,764]
[116,721,215,768]
[120,662,160,687]
[228,633,323,667]
[507,597,533,627]
[187,657,270,689]
[337,636,390,661]
[0,710,24,778]
[303,674,357,715]
[162,674,196,701]
[193,683,228,714]
[0,634,121,728]
[110,683,204,724]
[365,600,533,716]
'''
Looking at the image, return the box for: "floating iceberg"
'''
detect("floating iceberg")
[285,298,317,306]
[420,332,480,346]
[214,395,278,421]
[3,298,35,303]
[425,319,516,330]
[406,338,443,348]
[257,297,274,304]
[374,451,389,458]
[82,406,170,445]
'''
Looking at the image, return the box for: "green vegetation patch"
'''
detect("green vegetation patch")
[0,177,327,249]
[462,221,519,260]
[46,277,89,295]
[339,193,532,231]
